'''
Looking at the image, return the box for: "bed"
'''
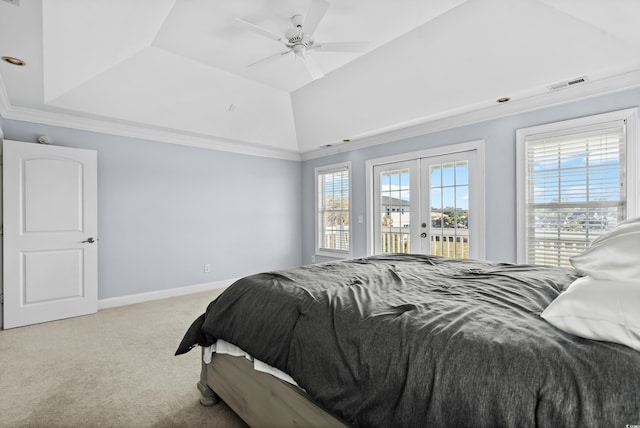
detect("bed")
[176,250,640,427]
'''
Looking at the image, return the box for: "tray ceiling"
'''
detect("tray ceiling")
[1,0,640,157]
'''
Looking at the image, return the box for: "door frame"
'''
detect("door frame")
[366,140,486,258]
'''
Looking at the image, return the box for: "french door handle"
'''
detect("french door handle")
[82,237,96,243]
[420,233,427,238]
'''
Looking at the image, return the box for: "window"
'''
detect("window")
[429,158,470,258]
[377,162,414,254]
[517,109,638,267]
[316,162,351,257]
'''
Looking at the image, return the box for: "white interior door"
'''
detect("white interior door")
[3,140,98,329]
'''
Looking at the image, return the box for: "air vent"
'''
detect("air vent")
[548,76,588,92]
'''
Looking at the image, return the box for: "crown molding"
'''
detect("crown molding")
[4,67,640,163]
[0,104,302,161]
[0,40,302,161]
[300,68,640,161]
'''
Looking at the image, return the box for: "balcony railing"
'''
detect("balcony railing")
[381,228,469,258]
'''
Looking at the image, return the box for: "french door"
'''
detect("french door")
[372,147,483,259]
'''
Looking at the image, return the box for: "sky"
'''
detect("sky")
[531,149,621,204]
[379,161,470,210]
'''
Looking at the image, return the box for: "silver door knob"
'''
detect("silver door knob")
[82,237,96,243]
[420,232,427,238]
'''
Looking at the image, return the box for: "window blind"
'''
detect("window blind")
[318,167,350,252]
[524,121,626,267]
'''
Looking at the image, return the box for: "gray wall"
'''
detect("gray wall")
[302,87,640,265]
[2,120,302,300]
[3,87,639,302]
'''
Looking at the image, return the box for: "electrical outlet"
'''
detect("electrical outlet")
[204,264,211,273]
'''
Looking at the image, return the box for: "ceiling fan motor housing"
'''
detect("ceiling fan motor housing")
[286,22,313,56]
[237,0,367,79]
[285,27,302,41]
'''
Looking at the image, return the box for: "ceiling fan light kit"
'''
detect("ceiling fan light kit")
[236,0,369,80]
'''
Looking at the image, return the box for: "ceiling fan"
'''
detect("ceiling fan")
[236,0,369,80]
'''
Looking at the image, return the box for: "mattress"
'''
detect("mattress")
[177,254,640,427]
[204,339,299,387]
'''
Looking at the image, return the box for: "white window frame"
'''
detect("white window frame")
[315,162,352,258]
[516,108,638,265]
[366,140,486,258]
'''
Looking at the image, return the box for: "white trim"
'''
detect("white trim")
[315,161,353,259]
[0,75,300,159]
[97,278,236,310]
[514,108,638,139]
[365,162,373,256]
[625,109,639,218]
[2,61,639,162]
[473,142,486,259]
[0,106,302,161]
[515,131,528,264]
[365,140,484,168]
[515,108,638,264]
[366,141,485,258]
[301,69,640,161]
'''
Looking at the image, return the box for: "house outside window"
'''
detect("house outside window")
[316,162,352,258]
[516,108,638,267]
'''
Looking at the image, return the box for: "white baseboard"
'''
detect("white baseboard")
[97,279,237,310]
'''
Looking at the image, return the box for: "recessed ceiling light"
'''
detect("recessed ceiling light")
[2,56,26,66]
[496,97,510,103]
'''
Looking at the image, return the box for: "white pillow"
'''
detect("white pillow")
[541,276,640,352]
[569,217,640,280]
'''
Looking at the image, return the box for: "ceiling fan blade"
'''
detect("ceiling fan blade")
[301,54,324,80]
[302,0,329,35]
[248,49,292,68]
[310,42,370,53]
[236,18,287,44]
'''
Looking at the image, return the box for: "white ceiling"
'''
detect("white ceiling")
[1,0,640,158]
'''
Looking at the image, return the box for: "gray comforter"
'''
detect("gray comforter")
[176,254,640,427]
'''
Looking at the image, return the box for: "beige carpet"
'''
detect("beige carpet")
[0,289,248,428]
